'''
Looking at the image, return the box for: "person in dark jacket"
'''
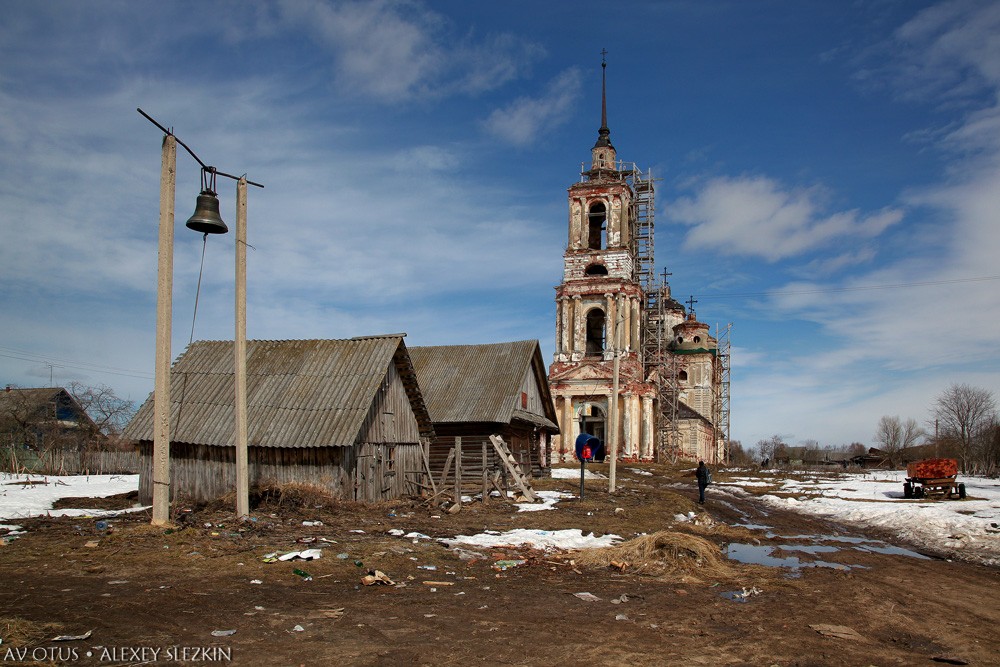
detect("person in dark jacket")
[696,460,710,504]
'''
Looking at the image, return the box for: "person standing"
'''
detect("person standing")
[696,460,710,504]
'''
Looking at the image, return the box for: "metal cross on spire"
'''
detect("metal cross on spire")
[686,295,698,313]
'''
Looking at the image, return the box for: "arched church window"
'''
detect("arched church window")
[679,370,688,382]
[584,263,608,276]
[588,202,607,250]
[585,308,606,356]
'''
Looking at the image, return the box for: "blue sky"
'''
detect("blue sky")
[2,0,999,449]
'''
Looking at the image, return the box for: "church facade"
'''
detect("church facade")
[547,60,727,465]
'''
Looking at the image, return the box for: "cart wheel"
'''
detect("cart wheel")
[958,483,966,499]
[903,482,912,499]
[914,485,925,499]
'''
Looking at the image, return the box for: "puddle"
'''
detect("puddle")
[732,523,772,531]
[726,531,932,572]
[776,545,839,555]
[784,534,931,559]
[725,543,852,576]
[852,544,931,559]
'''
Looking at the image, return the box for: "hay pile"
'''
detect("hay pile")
[567,530,734,581]
[0,617,60,647]
[197,480,338,513]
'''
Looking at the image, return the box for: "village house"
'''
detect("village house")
[0,387,98,468]
[124,335,434,504]
[409,340,559,483]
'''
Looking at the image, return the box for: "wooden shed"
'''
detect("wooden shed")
[409,340,559,483]
[124,335,434,504]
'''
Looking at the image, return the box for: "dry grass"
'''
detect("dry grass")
[192,479,340,514]
[0,616,61,647]
[565,530,736,582]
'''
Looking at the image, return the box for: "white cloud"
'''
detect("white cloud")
[670,175,903,261]
[891,0,1000,103]
[481,68,582,146]
[716,1,1000,445]
[277,0,543,104]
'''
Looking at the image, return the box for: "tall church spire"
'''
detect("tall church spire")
[594,49,613,150]
[590,50,616,172]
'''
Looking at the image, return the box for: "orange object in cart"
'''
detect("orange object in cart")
[906,458,958,480]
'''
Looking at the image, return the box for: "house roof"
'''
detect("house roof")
[409,340,559,430]
[0,387,94,428]
[124,336,433,448]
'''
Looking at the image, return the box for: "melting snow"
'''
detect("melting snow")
[0,473,144,521]
[722,469,1000,566]
[441,528,621,551]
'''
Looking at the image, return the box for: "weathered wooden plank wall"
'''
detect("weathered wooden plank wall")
[1,448,140,475]
[427,425,546,488]
[356,442,424,502]
[137,442,427,504]
[138,443,356,504]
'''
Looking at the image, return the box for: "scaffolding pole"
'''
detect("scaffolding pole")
[714,323,732,464]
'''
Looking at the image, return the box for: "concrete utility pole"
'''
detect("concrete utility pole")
[152,135,176,527]
[234,177,249,519]
[609,306,625,493]
[608,347,620,493]
[139,107,263,526]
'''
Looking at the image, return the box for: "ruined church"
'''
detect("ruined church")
[547,59,730,465]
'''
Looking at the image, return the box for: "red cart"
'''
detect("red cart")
[903,458,966,499]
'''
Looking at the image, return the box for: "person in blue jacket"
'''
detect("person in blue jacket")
[696,460,710,504]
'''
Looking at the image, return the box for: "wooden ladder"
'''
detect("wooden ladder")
[489,435,537,502]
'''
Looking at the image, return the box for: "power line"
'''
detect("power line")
[696,274,1000,301]
[0,347,153,381]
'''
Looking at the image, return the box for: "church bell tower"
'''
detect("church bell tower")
[548,55,656,463]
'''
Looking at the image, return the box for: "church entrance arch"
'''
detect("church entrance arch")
[576,401,606,445]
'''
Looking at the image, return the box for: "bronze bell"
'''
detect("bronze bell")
[185,189,229,234]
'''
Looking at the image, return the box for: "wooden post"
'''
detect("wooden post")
[609,349,620,493]
[234,177,249,519]
[152,134,176,527]
[454,436,462,508]
[481,440,488,503]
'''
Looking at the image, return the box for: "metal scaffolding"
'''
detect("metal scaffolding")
[642,272,680,463]
[714,323,732,464]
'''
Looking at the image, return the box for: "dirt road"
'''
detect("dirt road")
[1,464,997,666]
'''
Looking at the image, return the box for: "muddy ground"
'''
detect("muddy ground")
[1,464,998,666]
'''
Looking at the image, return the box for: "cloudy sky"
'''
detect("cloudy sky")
[2,0,999,449]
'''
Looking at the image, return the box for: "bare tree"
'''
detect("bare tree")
[979,420,1000,476]
[900,417,925,450]
[756,434,786,465]
[875,416,926,468]
[727,440,755,466]
[932,383,997,473]
[874,415,903,466]
[66,381,135,439]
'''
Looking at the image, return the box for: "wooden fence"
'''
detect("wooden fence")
[1,448,140,475]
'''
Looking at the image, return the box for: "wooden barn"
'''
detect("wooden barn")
[124,335,434,504]
[409,340,559,483]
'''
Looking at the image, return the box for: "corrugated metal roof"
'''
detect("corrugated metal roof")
[124,337,432,448]
[409,340,557,429]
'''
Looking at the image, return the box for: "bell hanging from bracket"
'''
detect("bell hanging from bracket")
[186,167,229,235]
